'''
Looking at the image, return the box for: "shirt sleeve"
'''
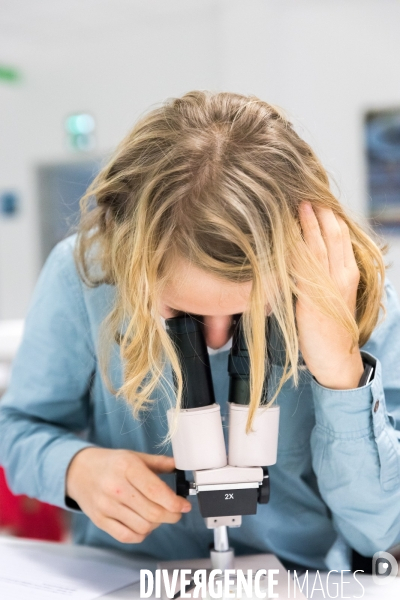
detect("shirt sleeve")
[0,239,97,510]
[310,280,400,556]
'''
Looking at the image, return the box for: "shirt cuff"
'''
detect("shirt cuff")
[41,437,96,511]
[311,351,384,437]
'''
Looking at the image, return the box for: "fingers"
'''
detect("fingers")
[126,456,191,514]
[67,447,191,548]
[138,452,176,474]
[121,484,184,525]
[298,202,329,272]
[94,452,189,544]
[337,216,358,270]
[108,501,159,537]
[299,202,357,278]
[312,206,344,278]
[100,516,148,545]
[109,498,179,536]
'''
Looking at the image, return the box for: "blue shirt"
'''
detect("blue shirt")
[1,236,400,570]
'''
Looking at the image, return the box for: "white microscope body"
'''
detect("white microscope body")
[165,314,280,571]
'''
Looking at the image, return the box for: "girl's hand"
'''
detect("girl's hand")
[296,202,364,390]
[66,447,191,544]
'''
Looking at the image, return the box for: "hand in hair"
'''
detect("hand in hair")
[66,447,191,544]
[297,202,364,390]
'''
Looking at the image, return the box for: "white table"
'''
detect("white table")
[1,536,399,599]
[0,536,149,599]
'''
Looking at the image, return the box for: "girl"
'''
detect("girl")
[1,91,399,572]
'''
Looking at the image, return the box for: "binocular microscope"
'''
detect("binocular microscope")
[165,313,280,572]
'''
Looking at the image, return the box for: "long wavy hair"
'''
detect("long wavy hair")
[75,91,385,432]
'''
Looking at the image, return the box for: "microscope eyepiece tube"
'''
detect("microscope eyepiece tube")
[166,314,215,410]
[227,315,280,467]
[228,403,280,467]
[228,315,268,406]
[167,404,227,471]
[166,313,227,471]
[227,316,251,406]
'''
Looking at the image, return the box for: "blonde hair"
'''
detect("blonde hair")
[75,91,385,431]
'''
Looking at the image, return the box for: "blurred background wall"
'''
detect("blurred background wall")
[1,0,400,319]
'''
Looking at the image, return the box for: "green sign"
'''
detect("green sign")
[0,65,21,83]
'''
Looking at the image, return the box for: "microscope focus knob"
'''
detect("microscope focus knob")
[175,469,190,498]
[257,467,270,504]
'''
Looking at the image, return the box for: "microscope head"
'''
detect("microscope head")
[165,313,280,529]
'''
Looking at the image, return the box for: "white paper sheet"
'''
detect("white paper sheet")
[0,540,140,600]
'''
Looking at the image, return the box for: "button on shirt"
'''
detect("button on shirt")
[0,237,400,570]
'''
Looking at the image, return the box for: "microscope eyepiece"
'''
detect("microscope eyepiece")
[228,315,268,406]
[165,313,215,410]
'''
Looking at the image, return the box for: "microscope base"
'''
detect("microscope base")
[157,553,306,599]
